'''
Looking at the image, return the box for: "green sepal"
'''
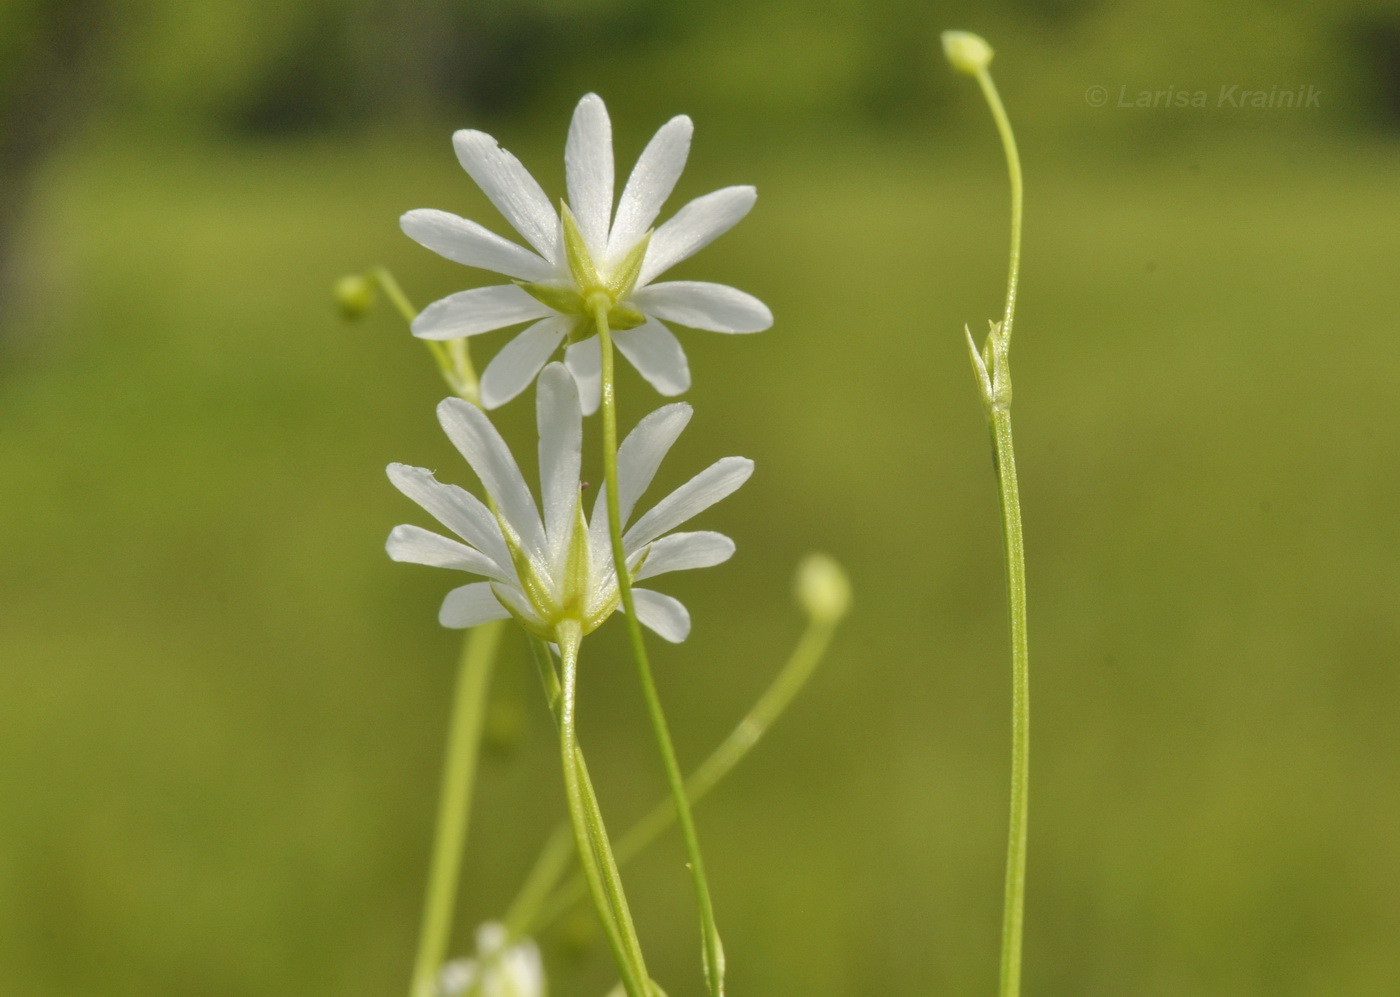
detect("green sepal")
[560,202,602,293]
[607,231,652,299]
[609,303,647,331]
[516,279,584,315]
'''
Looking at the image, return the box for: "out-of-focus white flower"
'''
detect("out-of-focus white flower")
[387,363,751,643]
[438,922,544,997]
[401,93,772,412]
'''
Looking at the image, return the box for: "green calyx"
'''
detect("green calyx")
[515,204,651,346]
[494,497,623,644]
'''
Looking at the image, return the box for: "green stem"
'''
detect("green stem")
[591,294,725,997]
[371,266,481,404]
[972,69,1023,345]
[969,61,1030,997]
[408,619,505,997]
[989,408,1029,997]
[520,614,839,935]
[555,625,652,997]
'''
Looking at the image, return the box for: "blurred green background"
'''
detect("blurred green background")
[3,0,1400,994]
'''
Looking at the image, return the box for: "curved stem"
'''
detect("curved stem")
[967,62,1030,997]
[556,625,651,997]
[591,294,725,997]
[518,613,839,935]
[371,266,481,404]
[408,619,505,997]
[972,69,1023,345]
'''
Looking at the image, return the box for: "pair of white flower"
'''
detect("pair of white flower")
[401,93,772,412]
[388,364,751,643]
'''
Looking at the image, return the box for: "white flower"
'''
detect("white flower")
[401,93,773,412]
[387,363,751,643]
[438,922,544,997]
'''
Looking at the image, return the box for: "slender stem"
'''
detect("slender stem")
[972,69,1023,345]
[408,619,505,997]
[371,266,481,404]
[989,409,1030,997]
[556,625,652,997]
[591,294,725,997]
[520,614,839,935]
[968,61,1031,997]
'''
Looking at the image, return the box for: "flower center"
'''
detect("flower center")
[515,203,651,344]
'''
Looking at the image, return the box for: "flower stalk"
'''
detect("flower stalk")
[944,30,1031,997]
[594,295,726,997]
[408,618,505,997]
[555,624,653,997]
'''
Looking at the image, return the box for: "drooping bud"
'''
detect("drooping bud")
[941,30,994,75]
[334,274,375,319]
[794,553,852,625]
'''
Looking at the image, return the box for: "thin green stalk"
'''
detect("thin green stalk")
[989,408,1029,997]
[968,55,1031,997]
[370,266,481,404]
[556,624,652,997]
[591,293,726,997]
[972,69,1022,345]
[408,619,505,997]
[520,613,840,935]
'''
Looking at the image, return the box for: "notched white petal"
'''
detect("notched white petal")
[412,284,552,340]
[609,114,693,259]
[628,588,692,642]
[453,129,561,260]
[639,186,756,285]
[563,337,602,416]
[624,455,754,550]
[479,318,568,409]
[439,582,512,628]
[633,281,772,334]
[536,363,583,558]
[386,523,509,581]
[565,93,615,257]
[632,530,735,580]
[436,399,547,557]
[399,209,553,281]
[613,319,691,397]
[386,463,512,570]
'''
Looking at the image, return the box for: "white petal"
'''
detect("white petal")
[632,281,772,334]
[563,337,602,416]
[400,209,553,281]
[588,401,692,558]
[633,531,735,581]
[616,403,692,524]
[608,114,693,260]
[536,363,583,561]
[614,319,691,397]
[639,186,756,285]
[453,130,561,261]
[386,524,510,582]
[436,398,547,559]
[412,284,552,340]
[439,583,512,629]
[628,588,691,643]
[565,94,614,257]
[479,318,568,409]
[624,456,753,550]
[386,463,512,571]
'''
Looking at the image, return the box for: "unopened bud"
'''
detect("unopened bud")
[942,30,993,75]
[334,274,375,320]
[795,553,851,625]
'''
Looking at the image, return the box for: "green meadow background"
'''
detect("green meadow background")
[3,1,1399,994]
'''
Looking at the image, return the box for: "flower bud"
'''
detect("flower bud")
[334,274,375,320]
[795,553,851,625]
[942,30,994,75]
